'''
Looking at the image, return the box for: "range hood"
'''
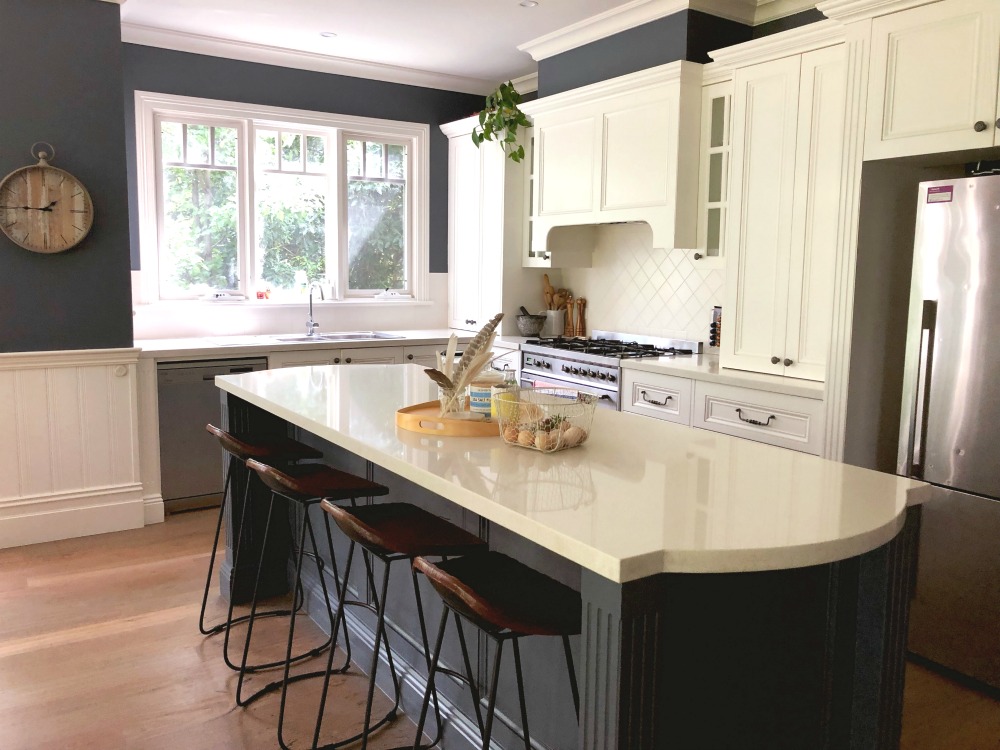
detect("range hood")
[521,60,703,266]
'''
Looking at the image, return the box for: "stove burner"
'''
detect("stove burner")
[524,337,694,359]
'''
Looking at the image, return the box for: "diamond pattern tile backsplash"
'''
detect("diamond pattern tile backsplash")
[559,224,725,342]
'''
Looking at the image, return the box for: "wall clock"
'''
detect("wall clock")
[0,143,94,253]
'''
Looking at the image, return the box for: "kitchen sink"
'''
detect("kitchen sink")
[271,331,404,343]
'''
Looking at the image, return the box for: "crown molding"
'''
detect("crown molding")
[709,17,844,66]
[701,61,735,85]
[816,0,937,22]
[521,59,701,115]
[518,0,689,61]
[753,0,822,24]
[691,0,762,24]
[120,22,495,95]
[99,0,126,5]
[511,72,539,95]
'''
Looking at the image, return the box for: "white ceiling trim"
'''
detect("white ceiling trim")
[689,0,759,24]
[752,0,822,24]
[518,0,689,62]
[511,72,539,95]
[120,22,496,95]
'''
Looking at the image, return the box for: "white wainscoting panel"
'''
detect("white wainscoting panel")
[0,349,143,548]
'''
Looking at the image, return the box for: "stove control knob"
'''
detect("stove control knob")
[544,361,551,369]
[598,373,608,381]
[570,367,580,375]
[562,365,571,373]
[588,369,598,378]
[608,374,617,383]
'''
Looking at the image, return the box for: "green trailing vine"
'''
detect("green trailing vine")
[471,81,531,163]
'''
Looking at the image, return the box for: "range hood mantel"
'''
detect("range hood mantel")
[521,60,703,263]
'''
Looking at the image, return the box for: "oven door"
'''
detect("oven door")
[520,374,619,411]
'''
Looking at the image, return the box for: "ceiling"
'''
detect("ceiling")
[118,0,647,94]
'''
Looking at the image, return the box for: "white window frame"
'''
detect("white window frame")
[134,91,430,303]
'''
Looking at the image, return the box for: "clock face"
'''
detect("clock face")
[0,165,94,253]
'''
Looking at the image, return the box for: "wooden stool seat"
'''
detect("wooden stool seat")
[414,552,581,637]
[246,460,389,502]
[205,423,322,463]
[322,502,487,558]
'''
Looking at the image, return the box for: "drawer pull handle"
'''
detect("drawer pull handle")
[640,390,672,407]
[735,408,775,427]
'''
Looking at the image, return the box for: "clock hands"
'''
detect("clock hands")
[0,200,58,212]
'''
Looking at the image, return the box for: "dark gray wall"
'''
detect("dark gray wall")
[537,10,751,97]
[0,0,133,352]
[122,45,483,274]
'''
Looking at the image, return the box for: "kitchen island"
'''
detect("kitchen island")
[217,364,928,750]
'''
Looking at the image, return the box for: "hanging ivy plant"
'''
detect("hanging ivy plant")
[471,81,531,163]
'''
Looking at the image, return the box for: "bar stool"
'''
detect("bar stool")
[201,424,321,643]
[412,551,582,750]
[315,500,488,750]
[238,459,390,717]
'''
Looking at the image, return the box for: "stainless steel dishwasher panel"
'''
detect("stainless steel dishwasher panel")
[157,358,268,508]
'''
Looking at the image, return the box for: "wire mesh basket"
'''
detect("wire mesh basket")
[496,386,596,453]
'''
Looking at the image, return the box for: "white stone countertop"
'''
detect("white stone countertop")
[135,329,485,359]
[217,364,928,583]
[622,353,825,400]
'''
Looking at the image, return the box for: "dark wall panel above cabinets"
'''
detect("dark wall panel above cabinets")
[537,10,752,97]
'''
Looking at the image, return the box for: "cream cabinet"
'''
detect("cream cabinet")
[403,345,442,368]
[268,348,342,368]
[722,43,846,382]
[441,117,542,336]
[621,369,694,425]
[692,75,733,269]
[865,0,1000,160]
[340,346,403,365]
[521,61,702,256]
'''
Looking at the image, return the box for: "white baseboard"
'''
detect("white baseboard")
[0,484,145,549]
[144,494,165,525]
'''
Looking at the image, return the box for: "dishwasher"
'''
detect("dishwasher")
[157,358,268,511]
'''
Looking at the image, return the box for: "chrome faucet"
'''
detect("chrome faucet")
[306,282,324,336]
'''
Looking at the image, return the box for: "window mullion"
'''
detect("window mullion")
[239,119,254,296]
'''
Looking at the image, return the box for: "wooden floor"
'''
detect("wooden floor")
[1,510,998,750]
[0,510,421,750]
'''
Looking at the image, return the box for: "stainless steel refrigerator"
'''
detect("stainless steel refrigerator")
[898,174,1000,691]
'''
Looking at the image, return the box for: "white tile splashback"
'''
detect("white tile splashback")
[560,224,724,341]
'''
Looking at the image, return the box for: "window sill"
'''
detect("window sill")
[133,297,433,309]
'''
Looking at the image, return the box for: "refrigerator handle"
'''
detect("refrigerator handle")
[910,300,936,475]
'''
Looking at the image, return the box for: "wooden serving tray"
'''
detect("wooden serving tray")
[395,401,499,437]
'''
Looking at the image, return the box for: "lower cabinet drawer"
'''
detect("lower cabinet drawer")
[692,381,825,454]
[621,370,693,425]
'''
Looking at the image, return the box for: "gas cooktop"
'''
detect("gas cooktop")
[522,332,703,361]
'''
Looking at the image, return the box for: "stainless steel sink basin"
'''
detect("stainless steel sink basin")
[271,331,404,343]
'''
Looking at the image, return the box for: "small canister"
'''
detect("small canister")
[468,371,505,416]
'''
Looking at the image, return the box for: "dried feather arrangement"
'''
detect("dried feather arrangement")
[424,312,504,415]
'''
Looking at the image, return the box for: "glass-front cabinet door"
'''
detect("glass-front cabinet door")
[694,80,732,269]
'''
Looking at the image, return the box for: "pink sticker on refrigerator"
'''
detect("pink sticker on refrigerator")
[927,185,954,203]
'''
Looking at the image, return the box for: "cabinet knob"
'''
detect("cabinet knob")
[974,120,988,132]
[345,357,352,364]
[783,358,793,367]
[407,354,414,360]
[770,356,780,365]
[693,252,703,260]
[996,118,1000,130]
[466,318,477,326]
[334,357,341,364]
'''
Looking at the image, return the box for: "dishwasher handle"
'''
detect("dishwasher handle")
[202,365,256,380]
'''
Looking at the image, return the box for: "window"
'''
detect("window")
[135,92,429,303]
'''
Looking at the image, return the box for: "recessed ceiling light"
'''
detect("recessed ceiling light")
[320,31,337,38]
[520,1,538,7]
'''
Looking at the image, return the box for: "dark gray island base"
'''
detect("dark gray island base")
[221,391,917,750]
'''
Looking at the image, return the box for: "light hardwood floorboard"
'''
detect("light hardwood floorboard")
[0,510,422,750]
[2,509,999,749]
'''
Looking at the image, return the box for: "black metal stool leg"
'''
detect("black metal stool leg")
[312,538,357,750]
[198,457,234,635]
[511,638,531,750]
[361,560,395,750]
[562,634,580,719]
[482,638,505,750]
[236,490,277,706]
[453,612,485,736]
[413,607,449,748]
[276,508,313,748]
[410,567,447,748]
[321,511,352,673]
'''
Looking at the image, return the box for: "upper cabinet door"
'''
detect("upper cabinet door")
[723,56,802,377]
[602,94,675,210]
[536,112,597,216]
[785,45,847,382]
[866,0,1000,160]
[448,136,484,331]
